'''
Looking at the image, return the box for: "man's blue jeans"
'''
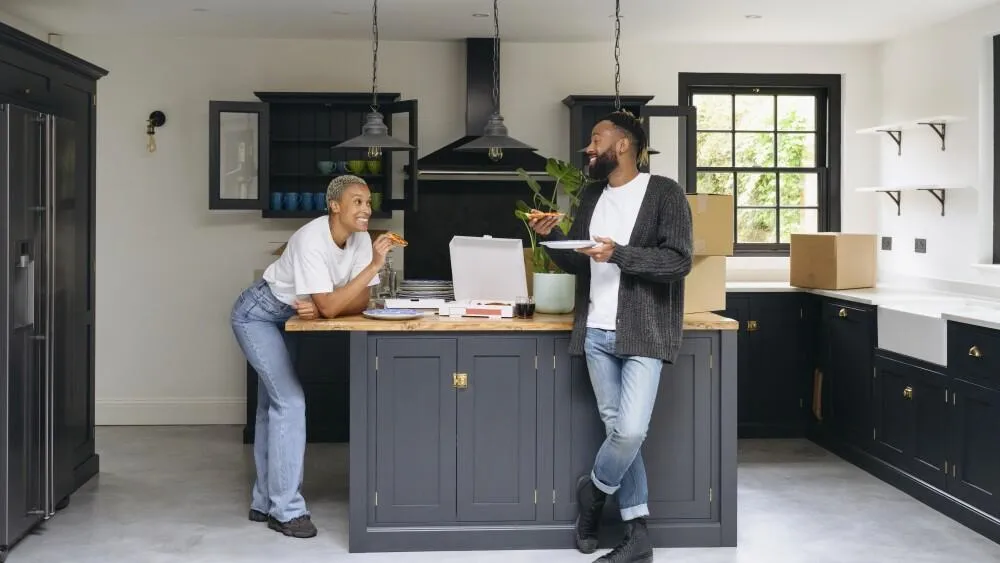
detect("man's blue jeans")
[230,279,308,523]
[584,328,663,521]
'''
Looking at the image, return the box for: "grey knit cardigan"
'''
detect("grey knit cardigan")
[542,174,693,363]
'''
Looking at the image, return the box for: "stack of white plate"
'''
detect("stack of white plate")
[397,279,454,301]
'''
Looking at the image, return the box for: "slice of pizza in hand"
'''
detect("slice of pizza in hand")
[386,232,409,247]
[526,210,565,221]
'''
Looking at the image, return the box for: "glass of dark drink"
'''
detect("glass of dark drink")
[514,296,535,319]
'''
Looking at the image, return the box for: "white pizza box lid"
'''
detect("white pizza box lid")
[449,235,527,303]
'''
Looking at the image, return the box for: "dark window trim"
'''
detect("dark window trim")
[993,36,1000,264]
[678,72,842,257]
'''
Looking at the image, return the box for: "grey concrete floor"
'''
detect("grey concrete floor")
[8,426,1000,563]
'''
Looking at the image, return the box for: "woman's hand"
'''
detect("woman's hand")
[370,233,393,270]
[294,299,319,320]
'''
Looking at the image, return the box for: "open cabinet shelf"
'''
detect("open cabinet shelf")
[856,184,971,216]
[856,115,966,155]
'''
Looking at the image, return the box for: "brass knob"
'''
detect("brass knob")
[452,373,468,389]
[747,320,758,332]
[903,386,913,400]
[838,308,847,318]
[969,346,982,359]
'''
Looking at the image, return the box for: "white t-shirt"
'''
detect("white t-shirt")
[587,172,650,330]
[263,216,380,306]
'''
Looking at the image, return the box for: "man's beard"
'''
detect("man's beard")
[588,150,618,182]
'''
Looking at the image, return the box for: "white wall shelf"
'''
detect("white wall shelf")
[856,115,966,155]
[856,184,972,216]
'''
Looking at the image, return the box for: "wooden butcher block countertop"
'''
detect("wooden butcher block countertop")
[285,311,738,332]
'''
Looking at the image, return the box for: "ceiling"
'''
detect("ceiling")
[3,0,998,44]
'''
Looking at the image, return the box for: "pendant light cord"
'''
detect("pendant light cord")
[371,0,379,111]
[492,0,500,112]
[614,0,621,111]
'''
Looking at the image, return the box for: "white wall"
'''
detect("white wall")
[875,3,1000,288]
[58,34,881,424]
[0,9,46,40]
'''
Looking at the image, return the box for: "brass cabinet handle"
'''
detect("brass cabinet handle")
[903,386,914,400]
[838,308,847,318]
[747,320,758,332]
[453,373,468,389]
[969,346,982,359]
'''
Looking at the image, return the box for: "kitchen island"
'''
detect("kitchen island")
[285,311,738,553]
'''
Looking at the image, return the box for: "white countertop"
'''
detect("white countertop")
[725,281,1000,331]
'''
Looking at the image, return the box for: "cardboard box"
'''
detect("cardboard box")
[687,193,734,256]
[789,233,877,290]
[684,256,727,314]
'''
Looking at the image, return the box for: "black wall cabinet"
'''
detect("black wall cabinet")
[209,92,419,217]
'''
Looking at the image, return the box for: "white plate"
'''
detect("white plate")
[541,240,598,250]
[362,309,425,321]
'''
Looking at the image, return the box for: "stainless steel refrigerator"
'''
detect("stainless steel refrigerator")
[0,102,76,560]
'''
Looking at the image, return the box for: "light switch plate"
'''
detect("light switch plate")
[915,238,927,253]
[881,236,892,251]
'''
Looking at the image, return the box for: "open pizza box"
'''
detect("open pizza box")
[439,235,528,318]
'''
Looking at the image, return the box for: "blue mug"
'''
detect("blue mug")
[270,192,284,210]
[283,192,301,211]
[301,194,315,211]
[314,192,327,211]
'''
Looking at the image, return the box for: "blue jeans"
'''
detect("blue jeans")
[584,328,663,521]
[230,278,308,523]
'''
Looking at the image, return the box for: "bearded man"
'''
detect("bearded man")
[529,111,693,563]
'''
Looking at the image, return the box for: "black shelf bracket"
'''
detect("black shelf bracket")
[918,122,948,151]
[920,188,947,216]
[879,129,903,156]
[881,190,902,215]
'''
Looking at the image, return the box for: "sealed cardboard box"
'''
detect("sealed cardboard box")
[687,193,734,256]
[684,256,726,314]
[789,233,876,290]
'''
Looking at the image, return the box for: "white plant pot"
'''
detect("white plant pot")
[532,272,575,314]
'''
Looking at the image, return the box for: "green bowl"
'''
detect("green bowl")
[347,160,367,175]
[366,159,382,174]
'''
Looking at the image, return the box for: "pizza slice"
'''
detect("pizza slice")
[526,210,565,221]
[386,231,408,247]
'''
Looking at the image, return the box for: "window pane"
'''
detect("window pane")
[737,208,777,243]
[693,94,733,130]
[777,133,816,167]
[779,208,819,243]
[778,95,816,131]
[697,172,734,195]
[735,95,774,131]
[779,173,819,206]
[735,133,774,167]
[697,132,732,167]
[736,173,776,206]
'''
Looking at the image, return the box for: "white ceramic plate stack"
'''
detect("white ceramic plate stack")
[397,279,455,301]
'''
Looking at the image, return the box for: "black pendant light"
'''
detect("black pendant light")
[335,0,415,158]
[456,0,535,161]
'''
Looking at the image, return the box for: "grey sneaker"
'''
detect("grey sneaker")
[267,515,317,538]
[248,509,268,523]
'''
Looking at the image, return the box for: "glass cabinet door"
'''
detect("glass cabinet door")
[208,101,269,210]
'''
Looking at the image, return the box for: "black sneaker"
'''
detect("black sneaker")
[249,509,268,523]
[594,518,653,563]
[575,475,607,554]
[267,515,318,538]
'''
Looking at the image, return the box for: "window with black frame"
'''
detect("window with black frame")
[680,74,841,256]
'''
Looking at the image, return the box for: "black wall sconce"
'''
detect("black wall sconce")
[146,110,166,152]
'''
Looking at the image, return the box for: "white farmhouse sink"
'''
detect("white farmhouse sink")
[877,303,949,366]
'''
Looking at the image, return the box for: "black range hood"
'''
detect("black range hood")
[412,38,550,181]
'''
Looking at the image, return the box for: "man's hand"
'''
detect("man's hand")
[294,299,318,320]
[528,209,562,236]
[577,236,616,263]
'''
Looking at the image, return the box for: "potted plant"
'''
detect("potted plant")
[514,158,588,314]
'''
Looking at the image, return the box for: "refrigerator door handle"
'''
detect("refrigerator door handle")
[43,113,55,518]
